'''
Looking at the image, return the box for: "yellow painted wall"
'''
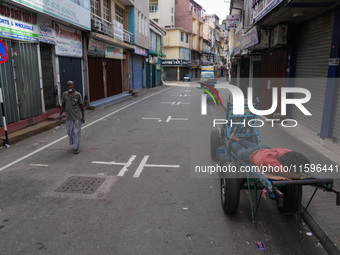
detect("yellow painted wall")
[163,47,180,59]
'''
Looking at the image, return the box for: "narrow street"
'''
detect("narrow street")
[0,82,326,255]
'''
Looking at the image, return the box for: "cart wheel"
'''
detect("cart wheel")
[276,186,301,213]
[218,153,226,166]
[210,129,220,160]
[221,177,240,214]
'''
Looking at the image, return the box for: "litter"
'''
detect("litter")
[183,207,189,211]
[261,188,267,198]
[306,232,313,236]
[5,144,10,148]
[255,241,266,250]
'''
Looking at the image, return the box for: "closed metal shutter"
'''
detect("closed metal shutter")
[0,39,19,124]
[133,55,143,90]
[332,87,340,140]
[293,11,334,133]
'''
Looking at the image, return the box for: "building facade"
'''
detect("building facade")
[228,0,340,155]
[0,0,90,126]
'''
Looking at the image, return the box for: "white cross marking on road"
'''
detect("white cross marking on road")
[92,155,137,176]
[166,116,189,122]
[133,155,180,178]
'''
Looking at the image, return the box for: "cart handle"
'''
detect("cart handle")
[275,189,284,208]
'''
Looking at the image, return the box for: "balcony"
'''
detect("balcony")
[91,13,134,44]
[123,29,134,44]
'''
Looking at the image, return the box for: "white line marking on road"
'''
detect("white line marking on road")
[92,161,126,166]
[133,155,149,178]
[0,87,173,172]
[166,116,172,122]
[145,164,180,168]
[142,118,161,120]
[29,164,49,167]
[118,155,137,176]
[172,101,176,105]
[92,155,137,177]
[171,118,189,121]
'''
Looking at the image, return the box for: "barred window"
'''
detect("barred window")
[115,4,124,24]
[149,3,158,13]
[103,0,109,21]
[90,0,99,15]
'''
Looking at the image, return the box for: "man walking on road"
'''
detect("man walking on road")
[60,81,85,154]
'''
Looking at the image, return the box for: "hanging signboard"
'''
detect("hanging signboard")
[54,23,82,57]
[226,15,240,29]
[0,3,38,42]
[11,0,91,30]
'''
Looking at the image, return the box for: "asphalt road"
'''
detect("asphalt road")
[0,82,326,255]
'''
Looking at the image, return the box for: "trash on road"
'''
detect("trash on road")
[306,232,313,236]
[183,207,189,211]
[255,241,266,250]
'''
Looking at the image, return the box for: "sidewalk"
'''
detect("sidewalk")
[260,123,340,255]
[1,82,340,254]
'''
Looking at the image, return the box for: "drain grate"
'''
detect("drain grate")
[55,176,106,194]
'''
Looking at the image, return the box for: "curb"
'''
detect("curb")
[302,204,340,255]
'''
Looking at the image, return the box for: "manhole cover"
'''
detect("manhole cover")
[55,176,106,194]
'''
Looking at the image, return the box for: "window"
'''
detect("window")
[181,32,184,42]
[186,33,188,43]
[171,16,173,23]
[145,17,148,36]
[103,0,109,21]
[149,3,158,13]
[138,12,141,33]
[90,0,99,15]
[115,4,124,24]
[171,7,173,14]
[142,15,144,35]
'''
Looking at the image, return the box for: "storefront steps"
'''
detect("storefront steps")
[88,92,131,109]
[0,108,61,146]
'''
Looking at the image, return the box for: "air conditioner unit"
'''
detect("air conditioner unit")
[271,25,287,48]
[91,18,101,31]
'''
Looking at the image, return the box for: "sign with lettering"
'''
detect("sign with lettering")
[105,45,123,59]
[54,23,82,57]
[12,0,90,30]
[0,3,38,42]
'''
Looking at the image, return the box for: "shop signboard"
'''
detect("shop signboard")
[226,15,240,29]
[38,25,56,44]
[54,23,82,57]
[0,3,38,42]
[12,0,91,30]
[105,45,123,59]
[253,0,283,24]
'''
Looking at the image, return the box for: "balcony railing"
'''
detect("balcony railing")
[91,13,134,44]
[123,29,134,44]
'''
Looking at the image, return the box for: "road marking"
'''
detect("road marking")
[29,164,49,167]
[142,117,161,120]
[118,155,137,176]
[161,102,190,105]
[166,116,188,122]
[133,155,149,178]
[0,87,173,172]
[133,155,180,178]
[171,118,189,121]
[92,155,137,177]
